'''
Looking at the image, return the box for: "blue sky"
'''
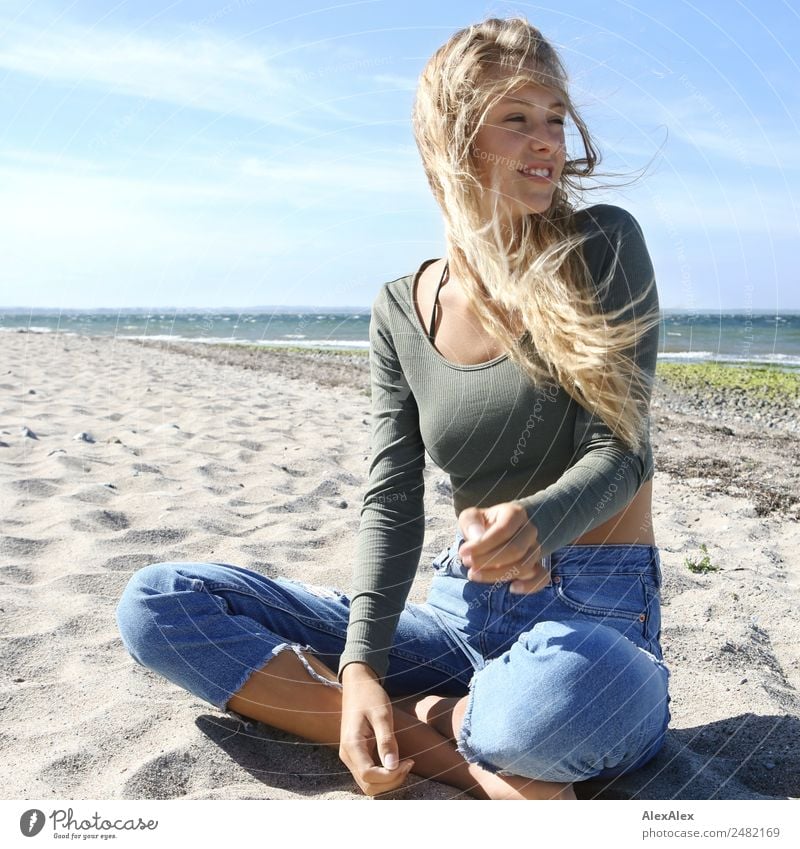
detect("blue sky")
[0,0,797,310]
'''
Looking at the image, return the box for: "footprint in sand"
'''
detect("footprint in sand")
[113,528,188,547]
[70,509,131,533]
[0,536,51,557]
[0,564,37,585]
[100,553,158,572]
[120,750,194,800]
[70,484,117,505]
[38,751,96,793]
[10,479,62,498]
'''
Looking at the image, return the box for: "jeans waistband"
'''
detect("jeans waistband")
[451,529,660,577]
[547,543,660,576]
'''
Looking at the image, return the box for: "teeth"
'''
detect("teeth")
[522,167,550,177]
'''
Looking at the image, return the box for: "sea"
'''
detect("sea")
[1,309,799,369]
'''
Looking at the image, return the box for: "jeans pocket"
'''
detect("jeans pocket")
[552,572,651,649]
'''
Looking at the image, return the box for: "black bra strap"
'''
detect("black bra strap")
[428,261,449,341]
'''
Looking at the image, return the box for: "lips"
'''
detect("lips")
[518,167,552,181]
[520,163,554,175]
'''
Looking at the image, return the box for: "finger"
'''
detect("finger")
[374,718,400,771]
[463,538,524,573]
[507,553,550,593]
[342,728,409,789]
[467,539,541,582]
[361,760,415,797]
[509,570,551,594]
[341,735,385,782]
[458,508,488,547]
[460,513,530,567]
[467,557,525,584]
[360,760,415,785]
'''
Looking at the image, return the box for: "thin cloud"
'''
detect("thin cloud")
[0,16,367,128]
[371,73,419,91]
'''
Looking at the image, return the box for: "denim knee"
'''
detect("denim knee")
[456,620,670,783]
[115,561,204,669]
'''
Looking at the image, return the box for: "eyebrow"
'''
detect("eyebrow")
[502,96,567,110]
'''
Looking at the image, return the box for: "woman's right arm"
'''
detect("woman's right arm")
[338,284,427,794]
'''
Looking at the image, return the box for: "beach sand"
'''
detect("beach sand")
[1,331,798,800]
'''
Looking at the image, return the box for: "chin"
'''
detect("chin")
[514,199,554,218]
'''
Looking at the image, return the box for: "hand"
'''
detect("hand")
[458,502,549,595]
[339,662,415,797]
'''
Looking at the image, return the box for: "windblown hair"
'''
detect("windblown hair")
[411,16,660,453]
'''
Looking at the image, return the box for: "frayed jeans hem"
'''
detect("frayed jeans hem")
[219,641,343,719]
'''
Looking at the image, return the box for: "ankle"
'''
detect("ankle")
[411,695,459,741]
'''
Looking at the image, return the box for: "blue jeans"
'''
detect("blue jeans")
[115,528,671,784]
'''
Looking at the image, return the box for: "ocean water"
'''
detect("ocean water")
[2,309,799,368]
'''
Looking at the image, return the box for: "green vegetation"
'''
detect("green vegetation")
[213,343,369,358]
[684,543,720,574]
[656,361,800,403]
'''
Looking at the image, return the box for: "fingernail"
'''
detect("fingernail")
[509,582,525,594]
[384,753,398,769]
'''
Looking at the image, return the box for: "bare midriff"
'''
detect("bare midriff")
[569,479,654,546]
[413,258,657,549]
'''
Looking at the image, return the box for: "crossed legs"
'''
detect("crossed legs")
[226,646,575,800]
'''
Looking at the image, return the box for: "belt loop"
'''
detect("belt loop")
[652,546,662,586]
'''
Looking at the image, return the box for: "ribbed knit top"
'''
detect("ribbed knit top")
[337,204,661,684]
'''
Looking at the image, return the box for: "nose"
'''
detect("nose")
[527,124,561,155]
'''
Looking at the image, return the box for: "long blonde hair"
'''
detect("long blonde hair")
[411,16,660,454]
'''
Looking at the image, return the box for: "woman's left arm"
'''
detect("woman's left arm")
[512,207,661,559]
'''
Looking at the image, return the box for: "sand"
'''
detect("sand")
[1,330,798,801]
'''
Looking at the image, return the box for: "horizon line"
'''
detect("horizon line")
[2,306,799,314]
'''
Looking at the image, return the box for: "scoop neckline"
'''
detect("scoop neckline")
[407,258,511,371]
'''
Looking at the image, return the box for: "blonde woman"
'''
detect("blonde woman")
[116,16,669,801]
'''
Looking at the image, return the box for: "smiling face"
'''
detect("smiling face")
[470,81,567,225]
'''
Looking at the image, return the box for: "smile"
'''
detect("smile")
[518,166,552,181]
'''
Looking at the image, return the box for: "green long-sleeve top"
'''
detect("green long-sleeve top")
[338,204,661,684]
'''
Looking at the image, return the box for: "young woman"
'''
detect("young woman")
[116,16,670,801]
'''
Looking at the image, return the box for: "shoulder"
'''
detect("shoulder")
[573,204,650,269]
[371,273,414,318]
[367,273,417,346]
[572,205,657,312]
[572,204,645,247]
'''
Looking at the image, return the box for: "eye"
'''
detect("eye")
[505,115,565,125]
